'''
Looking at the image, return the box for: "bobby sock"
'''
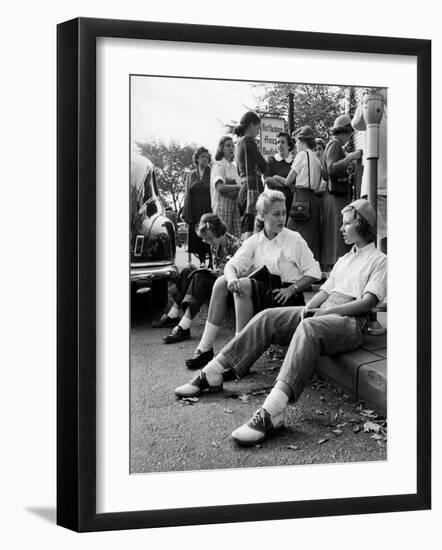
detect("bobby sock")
[167,304,181,319]
[202,358,227,386]
[178,312,192,330]
[262,388,289,417]
[198,321,220,352]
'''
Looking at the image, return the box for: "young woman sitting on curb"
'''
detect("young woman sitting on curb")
[152,213,241,343]
[184,189,321,369]
[175,199,386,447]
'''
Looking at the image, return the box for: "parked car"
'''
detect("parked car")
[177,221,188,247]
[130,153,178,306]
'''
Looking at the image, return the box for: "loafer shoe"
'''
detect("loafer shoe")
[174,371,223,398]
[152,314,179,328]
[231,408,285,447]
[185,348,214,370]
[163,325,190,344]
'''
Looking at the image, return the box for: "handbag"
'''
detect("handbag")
[289,151,311,221]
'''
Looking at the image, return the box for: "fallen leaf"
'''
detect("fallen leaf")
[238,394,250,403]
[320,396,326,401]
[332,429,343,436]
[222,408,234,414]
[363,421,381,433]
[371,434,382,440]
[314,409,325,416]
[286,445,299,451]
[336,423,348,428]
[182,397,199,403]
[211,441,220,448]
[353,425,361,433]
[318,438,329,445]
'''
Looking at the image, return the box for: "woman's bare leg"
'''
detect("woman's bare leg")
[233,277,254,332]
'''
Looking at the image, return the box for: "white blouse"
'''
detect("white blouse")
[226,227,321,284]
[210,159,240,211]
[291,150,322,191]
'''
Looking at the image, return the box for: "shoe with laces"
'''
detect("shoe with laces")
[163,325,190,344]
[152,314,179,328]
[174,371,223,398]
[185,348,214,369]
[231,408,285,447]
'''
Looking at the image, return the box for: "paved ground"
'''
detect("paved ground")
[130,262,387,473]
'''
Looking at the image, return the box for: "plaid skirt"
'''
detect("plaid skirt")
[215,195,242,239]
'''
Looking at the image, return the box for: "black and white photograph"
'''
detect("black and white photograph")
[129,75,388,474]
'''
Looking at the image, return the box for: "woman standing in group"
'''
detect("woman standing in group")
[184,190,321,370]
[210,136,242,239]
[263,131,295,220]
[322,115,362,272]
[182,146,213,266]
[234,111,268,240]
[286,126,323,261]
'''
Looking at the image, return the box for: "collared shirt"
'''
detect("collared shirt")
[226,227,321,283]
[210,159,240,212]
[320,242,387,303]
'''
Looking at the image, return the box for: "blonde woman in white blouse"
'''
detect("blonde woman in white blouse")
[185,189,321,370]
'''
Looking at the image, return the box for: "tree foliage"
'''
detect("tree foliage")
[253,83,350,141]
[135,139,196,212]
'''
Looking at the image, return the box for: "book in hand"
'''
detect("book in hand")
[247,264,282,290]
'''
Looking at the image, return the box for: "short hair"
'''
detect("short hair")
[214,135,234,161]
[234,111,261,136]
[341,205,375,242]
[332,124,353,136]
[296,135,316,150]
[277,131,294,151]
[196,213,227,238]
[193,146,211,166]
[255,190,286,231]
[315,137,326,149]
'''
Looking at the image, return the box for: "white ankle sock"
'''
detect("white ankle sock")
[202,358,226,386]
[178,314,192,330]
[262,388,289,417]
[198,321,219,352]
[167,304,181,319]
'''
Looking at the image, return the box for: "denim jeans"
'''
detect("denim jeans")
[219,293,366,402]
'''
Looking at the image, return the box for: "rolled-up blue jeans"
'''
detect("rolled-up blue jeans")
[219,293,367,402]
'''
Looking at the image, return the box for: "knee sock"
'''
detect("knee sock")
[167,303,181,319]
[202,357,228,386]
[198,321,219,352]
[178,310,192,330]
[262,388,289,417]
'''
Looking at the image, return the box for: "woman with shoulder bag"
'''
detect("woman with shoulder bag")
[321,115,362,272]
[286,126,323,262]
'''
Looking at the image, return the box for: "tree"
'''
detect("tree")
[252,83,350,141]
[135,139,196,213]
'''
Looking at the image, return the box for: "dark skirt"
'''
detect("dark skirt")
[320,189,351,268]
[287,188,321,261]
[250,279,305,316]
[169,266,217,317]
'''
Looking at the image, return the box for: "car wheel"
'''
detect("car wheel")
[152,279,168,308]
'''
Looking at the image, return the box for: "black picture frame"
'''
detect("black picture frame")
[57,17,431,532]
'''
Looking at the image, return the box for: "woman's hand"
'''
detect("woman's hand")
[272,286,295,305]
[227,278,244,296]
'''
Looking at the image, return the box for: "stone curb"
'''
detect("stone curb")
[317,334,387,415]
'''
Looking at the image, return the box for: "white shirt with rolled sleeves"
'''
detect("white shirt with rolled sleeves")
[226,227,321,283]
[320,242,387,304]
